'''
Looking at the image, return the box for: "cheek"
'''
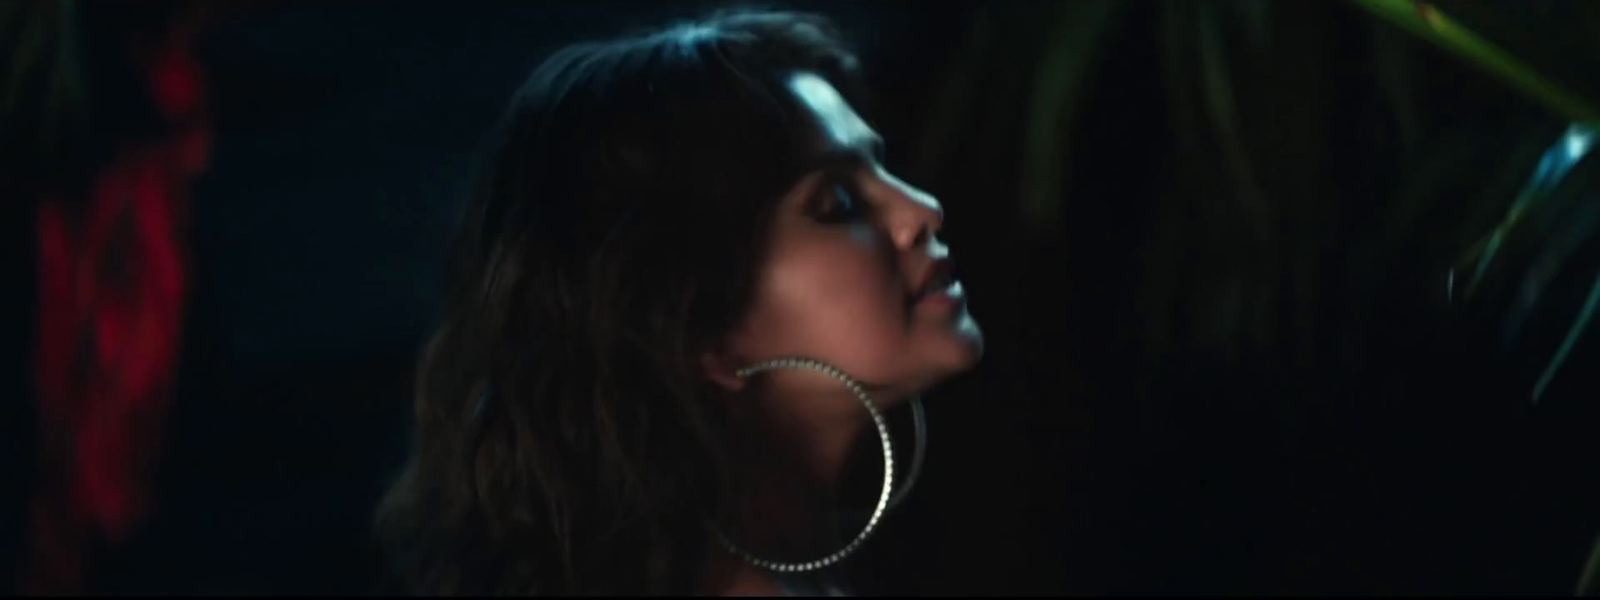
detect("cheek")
[740,234,908,370]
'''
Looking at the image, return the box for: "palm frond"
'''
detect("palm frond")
[1016,0,1124,236]
[1580,527,1600,595]
[1453,124,1599,303]
[1345,0,1600,122]
[1193,0,1272,241]
[1533,272,1600,403]
[2,0,87,162]
[2,0,50,117]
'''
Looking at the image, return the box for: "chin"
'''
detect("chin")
[907,312,984,394]
[935,309,984,364]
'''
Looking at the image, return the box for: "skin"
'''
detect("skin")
[699,72,985,595]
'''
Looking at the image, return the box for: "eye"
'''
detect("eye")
[812,177,867,224]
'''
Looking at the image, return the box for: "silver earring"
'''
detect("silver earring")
[713,357,928,573]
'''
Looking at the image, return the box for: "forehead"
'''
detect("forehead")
[785,72,878,155]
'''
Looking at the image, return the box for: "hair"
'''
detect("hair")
[372,8,867,596]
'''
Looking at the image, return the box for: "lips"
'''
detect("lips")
[909,258,955,305]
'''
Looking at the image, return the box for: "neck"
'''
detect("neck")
[703,385,888,595]
[737,393,867,559]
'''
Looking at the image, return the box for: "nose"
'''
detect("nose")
[883,173,944,250]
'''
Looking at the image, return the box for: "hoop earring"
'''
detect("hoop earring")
[892,395,927,510]
[713,356,927,573]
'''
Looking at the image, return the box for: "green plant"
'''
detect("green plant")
[911,0,1600,593]
[1,0,86,164]
[1343,1,1600,594]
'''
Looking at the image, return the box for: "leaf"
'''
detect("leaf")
[1230,0,1272,51]
[1502,199,1600,346]
[1580,527,1600,595]
[1016,0,1124,236]
[1368,22,1421,156]
[46,0,85,125]
[1532,270,1600,402]
[2,0,49,118]
[908,7,993,188]
[1456,123,1599,302]
[1344,0,1600,122]
[1193,1,1272,240]
[0,2,21,34]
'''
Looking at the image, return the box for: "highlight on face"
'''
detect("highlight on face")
[707,71,984,408]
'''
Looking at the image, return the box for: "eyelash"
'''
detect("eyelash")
[814,175,867,223]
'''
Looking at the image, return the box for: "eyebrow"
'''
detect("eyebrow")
[803,134,886,173]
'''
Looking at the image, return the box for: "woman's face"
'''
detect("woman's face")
[708,72,984,415]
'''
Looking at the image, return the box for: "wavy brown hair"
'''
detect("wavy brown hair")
[372,8,867,596]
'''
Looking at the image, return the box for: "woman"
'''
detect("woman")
[375,8,984,596]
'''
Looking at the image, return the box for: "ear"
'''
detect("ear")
[698,349,748,393]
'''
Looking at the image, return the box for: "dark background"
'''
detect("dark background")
[9,0,1600,595]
